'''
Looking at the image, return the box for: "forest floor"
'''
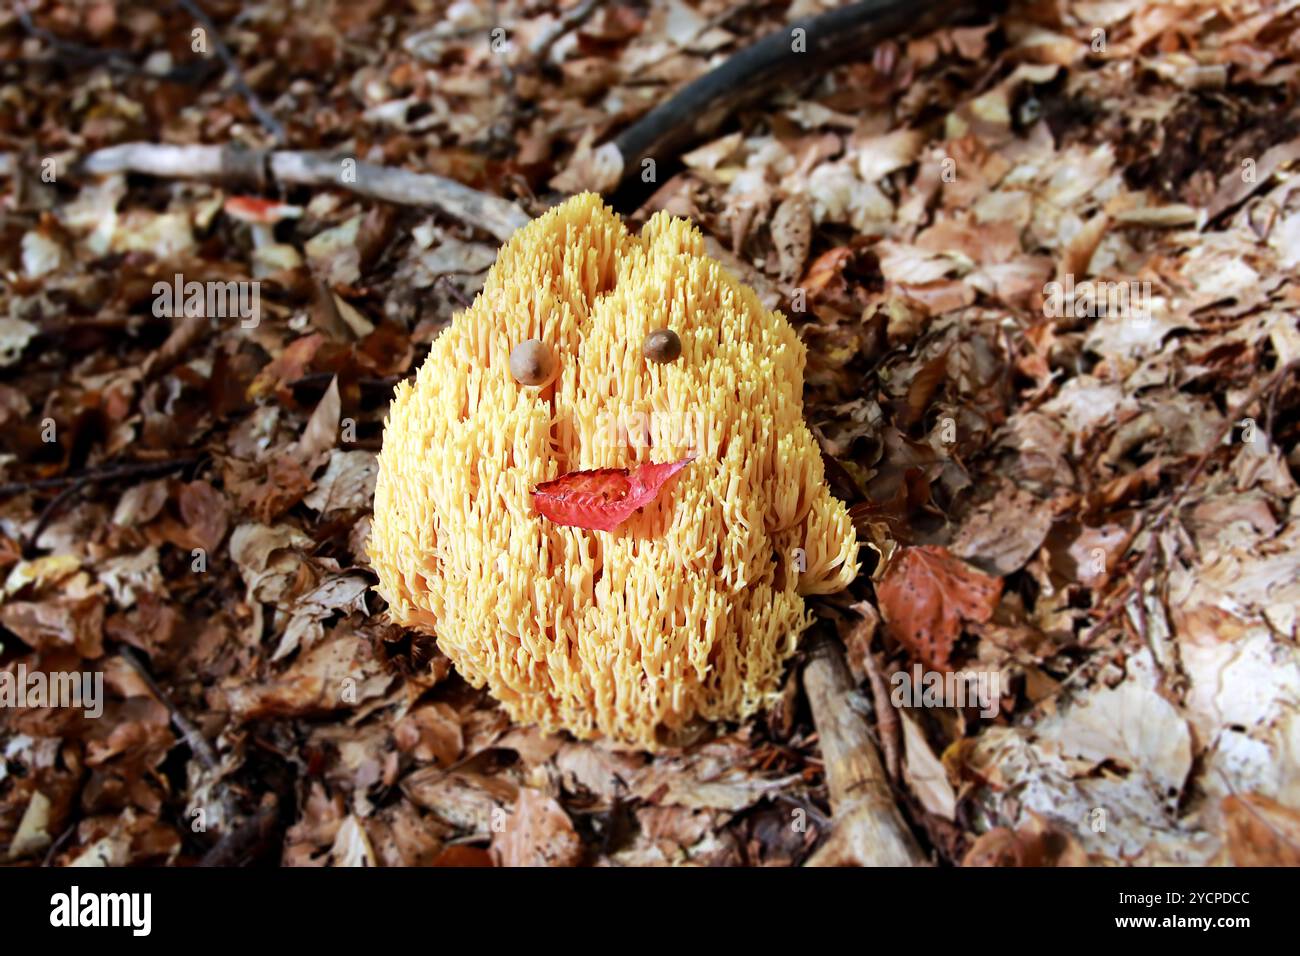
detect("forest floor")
[2,0,1299,866]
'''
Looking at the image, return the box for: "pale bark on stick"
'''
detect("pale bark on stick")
[803,631,928,867]
[81,143,531,242]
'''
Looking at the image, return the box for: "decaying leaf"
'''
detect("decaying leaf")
[9,0,1300,874]
[1222,794,1300,866]
[876,545,1002,668]
[489,788,584,868]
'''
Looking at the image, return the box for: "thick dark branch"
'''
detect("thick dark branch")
[603,0,978,209]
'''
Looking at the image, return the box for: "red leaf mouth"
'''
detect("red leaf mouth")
[531,457,696,532]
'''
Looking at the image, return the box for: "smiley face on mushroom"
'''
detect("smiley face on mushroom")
[370,193,858,747]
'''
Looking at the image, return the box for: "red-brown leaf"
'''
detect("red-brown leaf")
[875,545,1002,669]
[532,457,694,532]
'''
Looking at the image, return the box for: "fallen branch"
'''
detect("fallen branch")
[81,143,531,242]
[558,0,974,204]
[803,629,928,866]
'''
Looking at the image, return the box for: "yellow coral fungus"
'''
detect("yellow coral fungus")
[370,193,858,747]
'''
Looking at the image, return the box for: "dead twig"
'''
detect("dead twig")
[21,480,86,558]
[119,646,220,773]
[8,456,203,556]
[862,647,902,780]
[40,823,79,867]
[802,629,928,866]
[174,0,286,144]
[1084,359,1298,642]
[0,456,201,498]
[15,1,213,81]
[529,0,608,63]
[81,143,531,242]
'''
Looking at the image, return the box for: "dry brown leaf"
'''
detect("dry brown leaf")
[490,788,583,868]
[962,814,1088,867]
[1222,793,1300,866]
[951,482,1055,576]
[770,193,812,282]
[393,703,464,767]
[876,545,1002,668]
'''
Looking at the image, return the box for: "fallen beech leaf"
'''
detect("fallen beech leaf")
[900,709,956,820]
[962,814,1087,867]
[1222,793,1300,866]
[799,245,854,295]
[393,702,464,767]
[876,545,1002,669]
[490,788,583,867]
[178,480,230,553]
[532,457,694,532]
[0,595,105,657]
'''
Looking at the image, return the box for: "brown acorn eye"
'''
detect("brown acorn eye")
[510,339,556,386]
[643,328,681,364]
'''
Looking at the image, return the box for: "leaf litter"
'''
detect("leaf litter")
[1,0,1299,867]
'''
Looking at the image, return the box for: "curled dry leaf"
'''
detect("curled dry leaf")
[0,595,105,657]
[291,375,341,468]
[221,630,392,720]
[876,545,1002,669]
[177,481,231,553]
[302,450,378,515]
[900,710,957,820]
[328,815,377,867]
[402,769,518,837]
[770,193,812,282]
[393,703,464,767]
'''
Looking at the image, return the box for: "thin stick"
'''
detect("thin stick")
[17,2,125,68]
[81,143,531,242]
[119,646,221,773]
[40,823,78,867]
[529,0,608,62]
[21,480,85,557]
[862,649,902,780]
[1084,359,1297,642]
[0,456,200,498]
[174,0,286,144]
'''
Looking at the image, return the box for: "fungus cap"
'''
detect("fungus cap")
[370,193,858,747]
